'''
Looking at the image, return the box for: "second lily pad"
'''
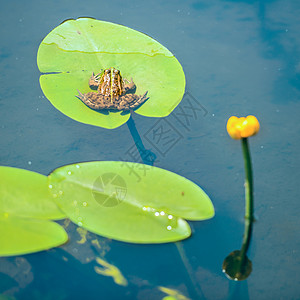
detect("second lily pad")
[48,161,214,243]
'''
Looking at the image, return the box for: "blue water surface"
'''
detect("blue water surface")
[1,0,300,299]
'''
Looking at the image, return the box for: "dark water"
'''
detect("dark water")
[1,0,300,299]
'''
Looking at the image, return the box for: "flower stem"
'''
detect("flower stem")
[240,138,254,262]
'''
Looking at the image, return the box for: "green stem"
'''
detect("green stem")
[239,138,254,263]
[175,242,205,299]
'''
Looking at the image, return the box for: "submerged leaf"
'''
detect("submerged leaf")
[159,286,190,300]
[0,213,68,257]
[94,257,128,286]
[0,166,65,220]
[37,18,185,129]
[48,161,214,243]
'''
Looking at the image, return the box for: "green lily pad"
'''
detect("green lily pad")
[37,18,185,129]
[0,166,65,220]
[48,161,214,243]
[0,212,68,257]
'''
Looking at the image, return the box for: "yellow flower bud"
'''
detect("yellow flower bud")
[227,115,260,139]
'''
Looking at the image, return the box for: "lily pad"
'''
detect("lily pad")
[0,166,65,220]
[0,212,68,257]
[48,161,214,243]
[37,18,186,129]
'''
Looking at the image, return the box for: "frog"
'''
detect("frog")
[76,67,148,111]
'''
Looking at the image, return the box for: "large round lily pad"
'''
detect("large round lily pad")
[37,18,186,129]
[48,161,214,243]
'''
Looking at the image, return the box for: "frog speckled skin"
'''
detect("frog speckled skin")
[76,67,148,111]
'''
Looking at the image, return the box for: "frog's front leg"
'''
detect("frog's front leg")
[123,78,136,93]
[89,72,101,90]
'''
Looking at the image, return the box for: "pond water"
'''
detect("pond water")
[1,0,300,299]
